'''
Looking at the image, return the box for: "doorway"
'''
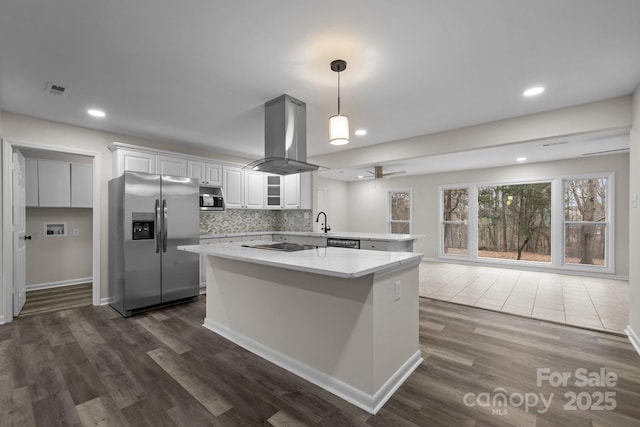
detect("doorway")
[2,139,101,322]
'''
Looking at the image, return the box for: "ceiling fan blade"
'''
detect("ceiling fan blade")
[383,170,406,177]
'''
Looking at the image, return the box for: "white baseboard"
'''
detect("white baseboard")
[26,277,92,292]
[203,317,423,414]
[625,326,640,357]
[99,297,114,305]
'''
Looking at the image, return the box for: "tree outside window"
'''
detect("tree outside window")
[477,183,551,262]
[564,178,607,266]
[389,190,411,234]
[442,188,468,255]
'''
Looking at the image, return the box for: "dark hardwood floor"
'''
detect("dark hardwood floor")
[19,284,92,317]
[1,296,639,426]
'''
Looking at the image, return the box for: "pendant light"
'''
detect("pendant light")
[329,59,349,145]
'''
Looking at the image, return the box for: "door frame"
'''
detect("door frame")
[2,139,102,323]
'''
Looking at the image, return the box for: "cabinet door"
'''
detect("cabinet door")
[25,158,39,207]
[156,155,187,177]
[223,166,243,208]
[38,160,71,207]
[71,163,93,208]
[283,174,300,209]
[118,149,155,175]
[205,163,222,186]
[245,171,264,209]
[187,160,206,184]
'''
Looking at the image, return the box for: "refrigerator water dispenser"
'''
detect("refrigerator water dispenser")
[132,212,154,240]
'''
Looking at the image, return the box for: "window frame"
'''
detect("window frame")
[560,173,615,273]
[439,185,471,258]
[387,188,412,234]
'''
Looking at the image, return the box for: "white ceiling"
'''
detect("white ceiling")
[1,1,639,169]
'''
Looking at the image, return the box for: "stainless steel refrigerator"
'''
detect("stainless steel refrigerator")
[109,171,199,317]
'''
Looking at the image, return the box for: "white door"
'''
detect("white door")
[12,150,27,316]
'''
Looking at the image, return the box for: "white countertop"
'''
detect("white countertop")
[179,241,423,278]
[199,231,424,242]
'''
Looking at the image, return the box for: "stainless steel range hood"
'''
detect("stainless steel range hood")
[247,94,320,175]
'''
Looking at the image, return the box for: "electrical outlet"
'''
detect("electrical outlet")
[73,228,80,236]
[394,281,401,301]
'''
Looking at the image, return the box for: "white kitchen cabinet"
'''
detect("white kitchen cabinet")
[187,160,206,184]
[38,160,71,207]
[25,158,39,207]
[244,171,264,209]
[115,149,155,175]
[224,166,264,209]
[71,163,93,208]
[156,155,187,177]
[283,174,300,209]
[223,166,244,208]
[205,163,222,186]
[187,160,222,186]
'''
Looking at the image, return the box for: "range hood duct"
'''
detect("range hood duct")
[247,94,320,175]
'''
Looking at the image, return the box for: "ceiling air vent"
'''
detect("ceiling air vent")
[45,82,68,96]
[541,140,569,147]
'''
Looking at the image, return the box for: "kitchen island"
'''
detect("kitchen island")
[178,241,423,414]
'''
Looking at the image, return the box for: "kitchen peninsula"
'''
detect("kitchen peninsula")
[179,241,424,414]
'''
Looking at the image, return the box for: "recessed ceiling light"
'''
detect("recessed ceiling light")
[355,129,367,136]
[87,109,106,118]
[356,175,364,179]
[523,86,545,97]
[516,157,527,162]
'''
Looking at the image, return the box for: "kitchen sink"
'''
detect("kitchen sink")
[242,242,319,252]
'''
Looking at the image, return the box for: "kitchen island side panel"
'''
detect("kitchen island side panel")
[204,256,376,394]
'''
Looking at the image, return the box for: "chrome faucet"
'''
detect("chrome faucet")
[315,211,331,233]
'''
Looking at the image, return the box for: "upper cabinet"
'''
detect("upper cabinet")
[71,163,93,207]
[223,166,264,209]
[26,159,93,208]
[156,155,187,177]
[38,159,71,207]
[110,142,311,210]
[115,149,155,175]
[188,160,222,186]
[25,158,39,207]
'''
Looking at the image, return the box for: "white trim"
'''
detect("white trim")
[26,277,93,292]
[421,257,629,281]
[1,139,101,323]
[2,140,15,322]
[99,297,113,305]
[624,326,640,357]
[203,317,423,414]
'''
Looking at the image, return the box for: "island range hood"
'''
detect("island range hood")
[247,94,320,175]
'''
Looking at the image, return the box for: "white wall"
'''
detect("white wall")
[346,153,630,276]
[25,208,93,286]
[316,178,349,232]
[628,86,640,347]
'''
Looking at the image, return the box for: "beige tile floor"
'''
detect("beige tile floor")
[419,261,629,334]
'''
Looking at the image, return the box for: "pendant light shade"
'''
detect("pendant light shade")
[329,114,349,145]
[329,59,349,145]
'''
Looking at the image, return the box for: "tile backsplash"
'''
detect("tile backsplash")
[200,209,312,235]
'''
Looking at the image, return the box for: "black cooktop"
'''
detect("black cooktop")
[242,242,319,252]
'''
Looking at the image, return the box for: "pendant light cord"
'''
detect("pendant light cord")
[337,71,341,115]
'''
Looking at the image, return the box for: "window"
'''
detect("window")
[439,174,614,272]
[564,178,608,267]
[477,182,551,262]
[442,188,468,255]
[389,190,411,234]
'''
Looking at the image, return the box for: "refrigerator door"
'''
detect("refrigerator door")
[124,172,162,311]
[161,175,199,302]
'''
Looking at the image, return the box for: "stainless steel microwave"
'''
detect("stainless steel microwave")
[199,187,225,211]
